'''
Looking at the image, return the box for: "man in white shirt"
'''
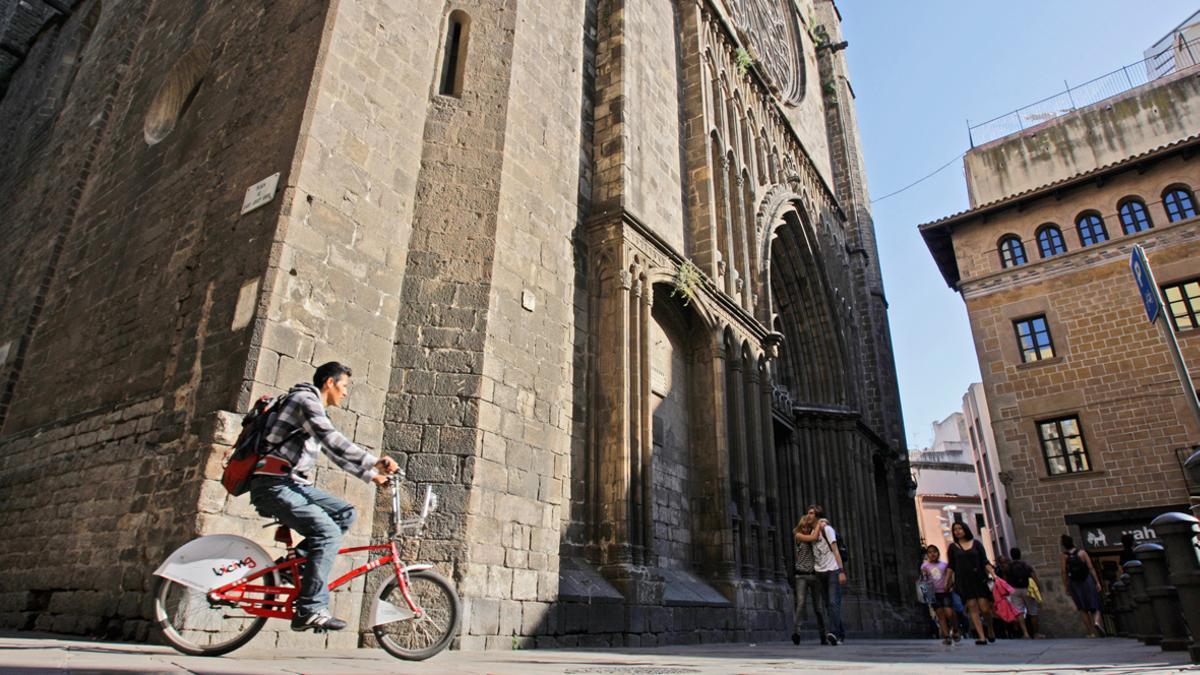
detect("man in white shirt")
[808,504,847,645]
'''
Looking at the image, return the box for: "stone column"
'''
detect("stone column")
[721,156,737,298]
[734,173,752,310]
[595,264,635,570]
[677,0,720,278]
[745,354,769,579]
[628,276,645,566]
[1133,543,1189,651]
[639,280,655,567]
[1124,559,1160,645]
[1151,513,1200,662]
[700,332,738,583]
[760,366,784,580]
[725,334,749,578]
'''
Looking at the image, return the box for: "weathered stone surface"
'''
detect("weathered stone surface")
[0,0,916,649]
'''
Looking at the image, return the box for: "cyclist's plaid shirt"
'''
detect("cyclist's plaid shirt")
[262,382,379,485]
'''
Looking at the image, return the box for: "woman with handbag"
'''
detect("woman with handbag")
[948,521,997,645]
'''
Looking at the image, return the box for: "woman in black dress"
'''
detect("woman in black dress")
[948,522,996,645]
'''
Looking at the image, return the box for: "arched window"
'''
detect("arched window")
[1075,212,1108,247]
[1036,224,1066,258]
[998,235,1026,268]
[1118,198,1153,234]
[1163,185,1197,222]
[438,10,470,97]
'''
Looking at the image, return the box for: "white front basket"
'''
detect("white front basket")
[153,534,274,591]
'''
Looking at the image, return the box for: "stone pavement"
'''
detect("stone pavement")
[1,632,1196,674]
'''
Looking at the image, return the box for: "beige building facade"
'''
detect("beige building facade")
[911,413,996,561]
[0,0,919,648]
[922,62,1200,636]
[963,382,1017,558]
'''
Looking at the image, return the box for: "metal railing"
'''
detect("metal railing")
[968,36,1200,147]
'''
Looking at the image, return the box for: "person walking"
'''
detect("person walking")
[1061,534,1106,637]
[948,521,995,645]
[791,513,826,644]
[920,544,956,645]
[1118,533,1136,566]
[806,504,847,645]
[249,361,399,632]
[1005,547,1041,638]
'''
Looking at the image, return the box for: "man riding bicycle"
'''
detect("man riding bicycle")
[250,361,398,632]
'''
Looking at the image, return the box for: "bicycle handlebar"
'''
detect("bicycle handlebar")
[386,469,438,539]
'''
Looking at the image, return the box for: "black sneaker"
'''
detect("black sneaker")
[291,608,347,632]
[826,632,839,646]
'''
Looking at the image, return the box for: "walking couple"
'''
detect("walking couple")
[791,504,847,646]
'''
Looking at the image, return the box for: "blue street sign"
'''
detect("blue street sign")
[1130,245,1161,324]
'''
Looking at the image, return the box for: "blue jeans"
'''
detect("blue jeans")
[815,570,845,640]
[249,477,356,616]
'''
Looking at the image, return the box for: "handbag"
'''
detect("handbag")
[992,577,1020,622]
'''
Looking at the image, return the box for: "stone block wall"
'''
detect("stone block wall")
[0,0,921,650]
[624,0,686,254]
[0,0,331,638]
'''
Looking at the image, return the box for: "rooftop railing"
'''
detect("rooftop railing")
[968,35,1200,147]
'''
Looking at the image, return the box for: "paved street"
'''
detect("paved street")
[1,632,1196,674]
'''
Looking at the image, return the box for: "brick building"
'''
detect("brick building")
[0,0,919,647]
[920,57,1200,635]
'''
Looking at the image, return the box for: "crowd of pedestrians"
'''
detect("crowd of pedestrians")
[792,506,1113,646]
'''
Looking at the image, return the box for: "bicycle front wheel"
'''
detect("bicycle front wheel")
[373,569,461,661]
[153,575,269,656]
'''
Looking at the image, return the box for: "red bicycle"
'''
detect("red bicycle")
[151,473,460,661]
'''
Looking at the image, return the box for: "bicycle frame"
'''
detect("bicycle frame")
[207,477,438,621]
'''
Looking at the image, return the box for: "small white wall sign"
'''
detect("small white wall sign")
[240,172,281,215]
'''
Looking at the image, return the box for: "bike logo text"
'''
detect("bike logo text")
[212,556,257,577]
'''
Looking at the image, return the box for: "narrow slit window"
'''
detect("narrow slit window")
[439,12,469,97]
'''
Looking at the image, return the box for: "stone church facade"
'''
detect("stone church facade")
[0,0,919,647]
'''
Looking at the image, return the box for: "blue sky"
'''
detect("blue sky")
[839,1,1198,448]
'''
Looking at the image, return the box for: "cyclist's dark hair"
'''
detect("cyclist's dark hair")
[314,362,353,389]
[1010,547,1022,560]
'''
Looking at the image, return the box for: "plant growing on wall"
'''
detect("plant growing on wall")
[735,47,755,78]
[672,260,702,307]
[823,80,839,108]
[808,24,829,48]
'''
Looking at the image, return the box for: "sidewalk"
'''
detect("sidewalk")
[1,631,1196,674]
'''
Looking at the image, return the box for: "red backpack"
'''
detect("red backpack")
[220,394,289,496]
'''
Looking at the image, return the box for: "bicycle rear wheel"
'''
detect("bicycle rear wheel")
[373,569,461,661]
[153,575,270,656]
